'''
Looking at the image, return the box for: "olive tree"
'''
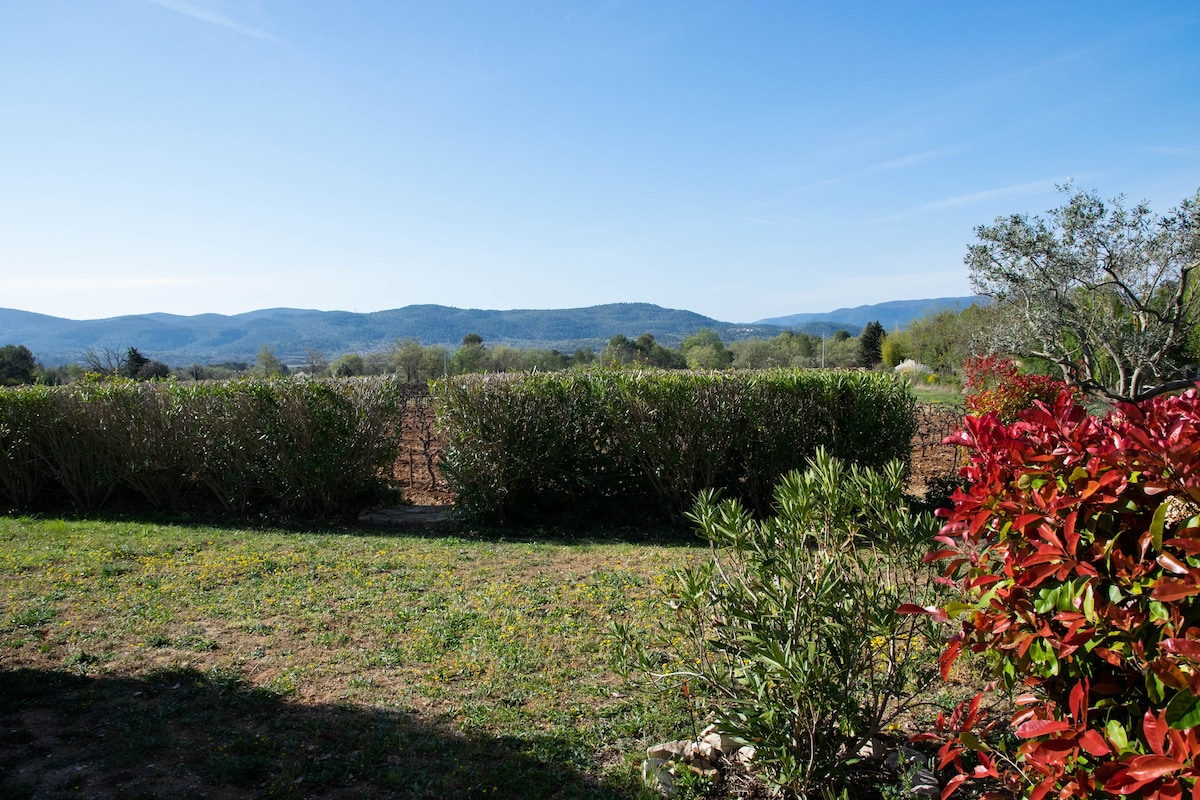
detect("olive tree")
[967,185,1200,402]
[0,344,38,385]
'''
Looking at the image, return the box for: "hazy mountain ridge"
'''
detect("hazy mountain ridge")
[0,297,978,366]
[757,297,985,330]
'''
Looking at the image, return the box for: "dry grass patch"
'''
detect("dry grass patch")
[1,517,698,799]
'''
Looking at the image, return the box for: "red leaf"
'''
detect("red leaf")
[1029,778,1055,800]
[1022,737,1078,765]
[1105,769,1153,795]
[1161,638,1200,658]
[967,574,1002,590]
[896,603,949,622]
[1069,679,1089,724]
[940,772,970,800]
[1124,754,1183,781]
[1145,709,1169,756]
[1019,562,1066,587]
[1166,538,1200,555]
[1013,512,1045,531]
[1152,576,1200,602]
[1158,552,1192,576]
[971,752,999,778]
[1016,718,1074,738]
[940,639,963,682]
[1079,729,1111,757]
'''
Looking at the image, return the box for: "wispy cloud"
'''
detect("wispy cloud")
[874,178,1063,224]
[791,147,964,193]
[146,0,277,40]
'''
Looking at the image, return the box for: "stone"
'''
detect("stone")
[357,504,455,528]
[735,745,756,764]
[909,767,940,797]
[702,731,741,755]
[885,744,926,770]
[646,741,686,761]
[642,758,676,797]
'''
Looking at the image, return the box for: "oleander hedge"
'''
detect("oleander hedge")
[433,369,916,523]
[0,377,407,517]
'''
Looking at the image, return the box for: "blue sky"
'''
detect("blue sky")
[2,1,1197,323]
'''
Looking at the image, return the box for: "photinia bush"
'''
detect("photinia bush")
[962,354,1078,423]
[904,386,1200,799]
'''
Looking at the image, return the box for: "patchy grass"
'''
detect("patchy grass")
[0,516,700,799]
[908,381,964,407]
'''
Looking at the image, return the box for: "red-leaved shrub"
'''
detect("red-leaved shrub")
[904,386,1200,799]
[963,354,1078,423]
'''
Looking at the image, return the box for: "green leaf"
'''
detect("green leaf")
[1106,719,1128,751]
[1033,586,1060,614]
[943,601,974,618]
[1147,670,1167,705]
[1082,582,1096,621]
[958,731,986,752]
[1165,690,1200,729]
[1150,500,1169,553]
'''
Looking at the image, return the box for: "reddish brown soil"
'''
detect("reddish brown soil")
[908,404,967,496]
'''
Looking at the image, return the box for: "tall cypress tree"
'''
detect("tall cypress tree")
[857,321,885,367]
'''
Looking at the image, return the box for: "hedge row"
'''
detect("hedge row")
[0,377,408,517]
[432,369,917,523]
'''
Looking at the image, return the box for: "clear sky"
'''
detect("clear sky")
[2,1,1198,323]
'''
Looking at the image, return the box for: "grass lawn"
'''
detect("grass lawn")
[907,381,964,407]
[0,516,701,799]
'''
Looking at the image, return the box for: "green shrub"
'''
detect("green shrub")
[0,384,54,510]
[433,369,916,524]
[617,450,943,797]
[0,377,407,517]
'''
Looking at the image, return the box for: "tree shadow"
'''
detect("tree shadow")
[34,506,705,549]
[0,668,645,800]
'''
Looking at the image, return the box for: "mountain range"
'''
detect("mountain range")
[0,297,980,367]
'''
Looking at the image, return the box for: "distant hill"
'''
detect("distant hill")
[758,296,984,331]
[0,297,980,367]
[0,304,784,367]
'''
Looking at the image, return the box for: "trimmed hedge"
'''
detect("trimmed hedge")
[0,377,408,517]
[432,369,916,523]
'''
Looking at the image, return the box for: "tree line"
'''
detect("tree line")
[0,323,902,387]
[4,185,1197,402]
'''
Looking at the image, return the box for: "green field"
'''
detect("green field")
[0,517,700,799]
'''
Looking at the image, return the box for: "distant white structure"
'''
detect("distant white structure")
[893,359,932,378]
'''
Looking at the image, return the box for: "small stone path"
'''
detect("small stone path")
[358,504,456,529]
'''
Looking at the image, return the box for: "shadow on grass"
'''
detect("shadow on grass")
[0,667,646,800]
[12,506,705,549]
